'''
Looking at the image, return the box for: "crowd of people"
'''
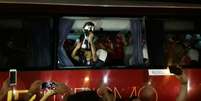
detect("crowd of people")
[165,34,201,66]
[95,32,131,66]
[0,67,187,101]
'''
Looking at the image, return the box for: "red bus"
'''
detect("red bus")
[0,1,201,101]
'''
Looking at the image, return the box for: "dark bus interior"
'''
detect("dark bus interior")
[0,1,201,70]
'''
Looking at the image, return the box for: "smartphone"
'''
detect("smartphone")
[41,82,56,90]
[169,67,183,75]
[9,69,17,86]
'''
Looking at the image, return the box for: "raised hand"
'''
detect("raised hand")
[29,80,43,94]
[54,82,72,94]
[88,32,94,43]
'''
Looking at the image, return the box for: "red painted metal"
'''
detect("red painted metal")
[0,69,201,101]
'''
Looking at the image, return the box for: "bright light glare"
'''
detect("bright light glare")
[13,89,16,95]
[187,80,191,92]
[84,76,90,82]
[103,75,108,84]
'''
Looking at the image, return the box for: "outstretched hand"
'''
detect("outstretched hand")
[174,67,188,101]
[29,80,43,93]
[88,32,94,43]
[175,70,188,84]
[54,82,72,94]
[1,78,10,95]
[98,84,110,95]
[98,84,115,101]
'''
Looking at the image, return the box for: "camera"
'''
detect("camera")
[41,81,57,90]
[81,22,95,50]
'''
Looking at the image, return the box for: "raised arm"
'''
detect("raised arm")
[98,84,115,101]
[88,32,97,62]
[0,79,9,101]
[39,90,56,101]
[40,82,72,101]
[176,70,188,101]
[71,42,81,61]
[24,80,43,101]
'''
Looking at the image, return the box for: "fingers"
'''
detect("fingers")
[89,32,94,35]
[54,82,65,86]
[33,80,43,85]
[54,82,70,94]
[29,80,43,93]
[2,79,10,91]
[175,70,188,84]
[3,78,9,86]
[88,32,94,39]
[31,80,43,88]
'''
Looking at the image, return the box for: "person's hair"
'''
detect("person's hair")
[66,91,102,101]
[83,22,95,33]
[83,22,95,28]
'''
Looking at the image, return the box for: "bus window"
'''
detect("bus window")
[57,17,149,68]
[0,16,54,70]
